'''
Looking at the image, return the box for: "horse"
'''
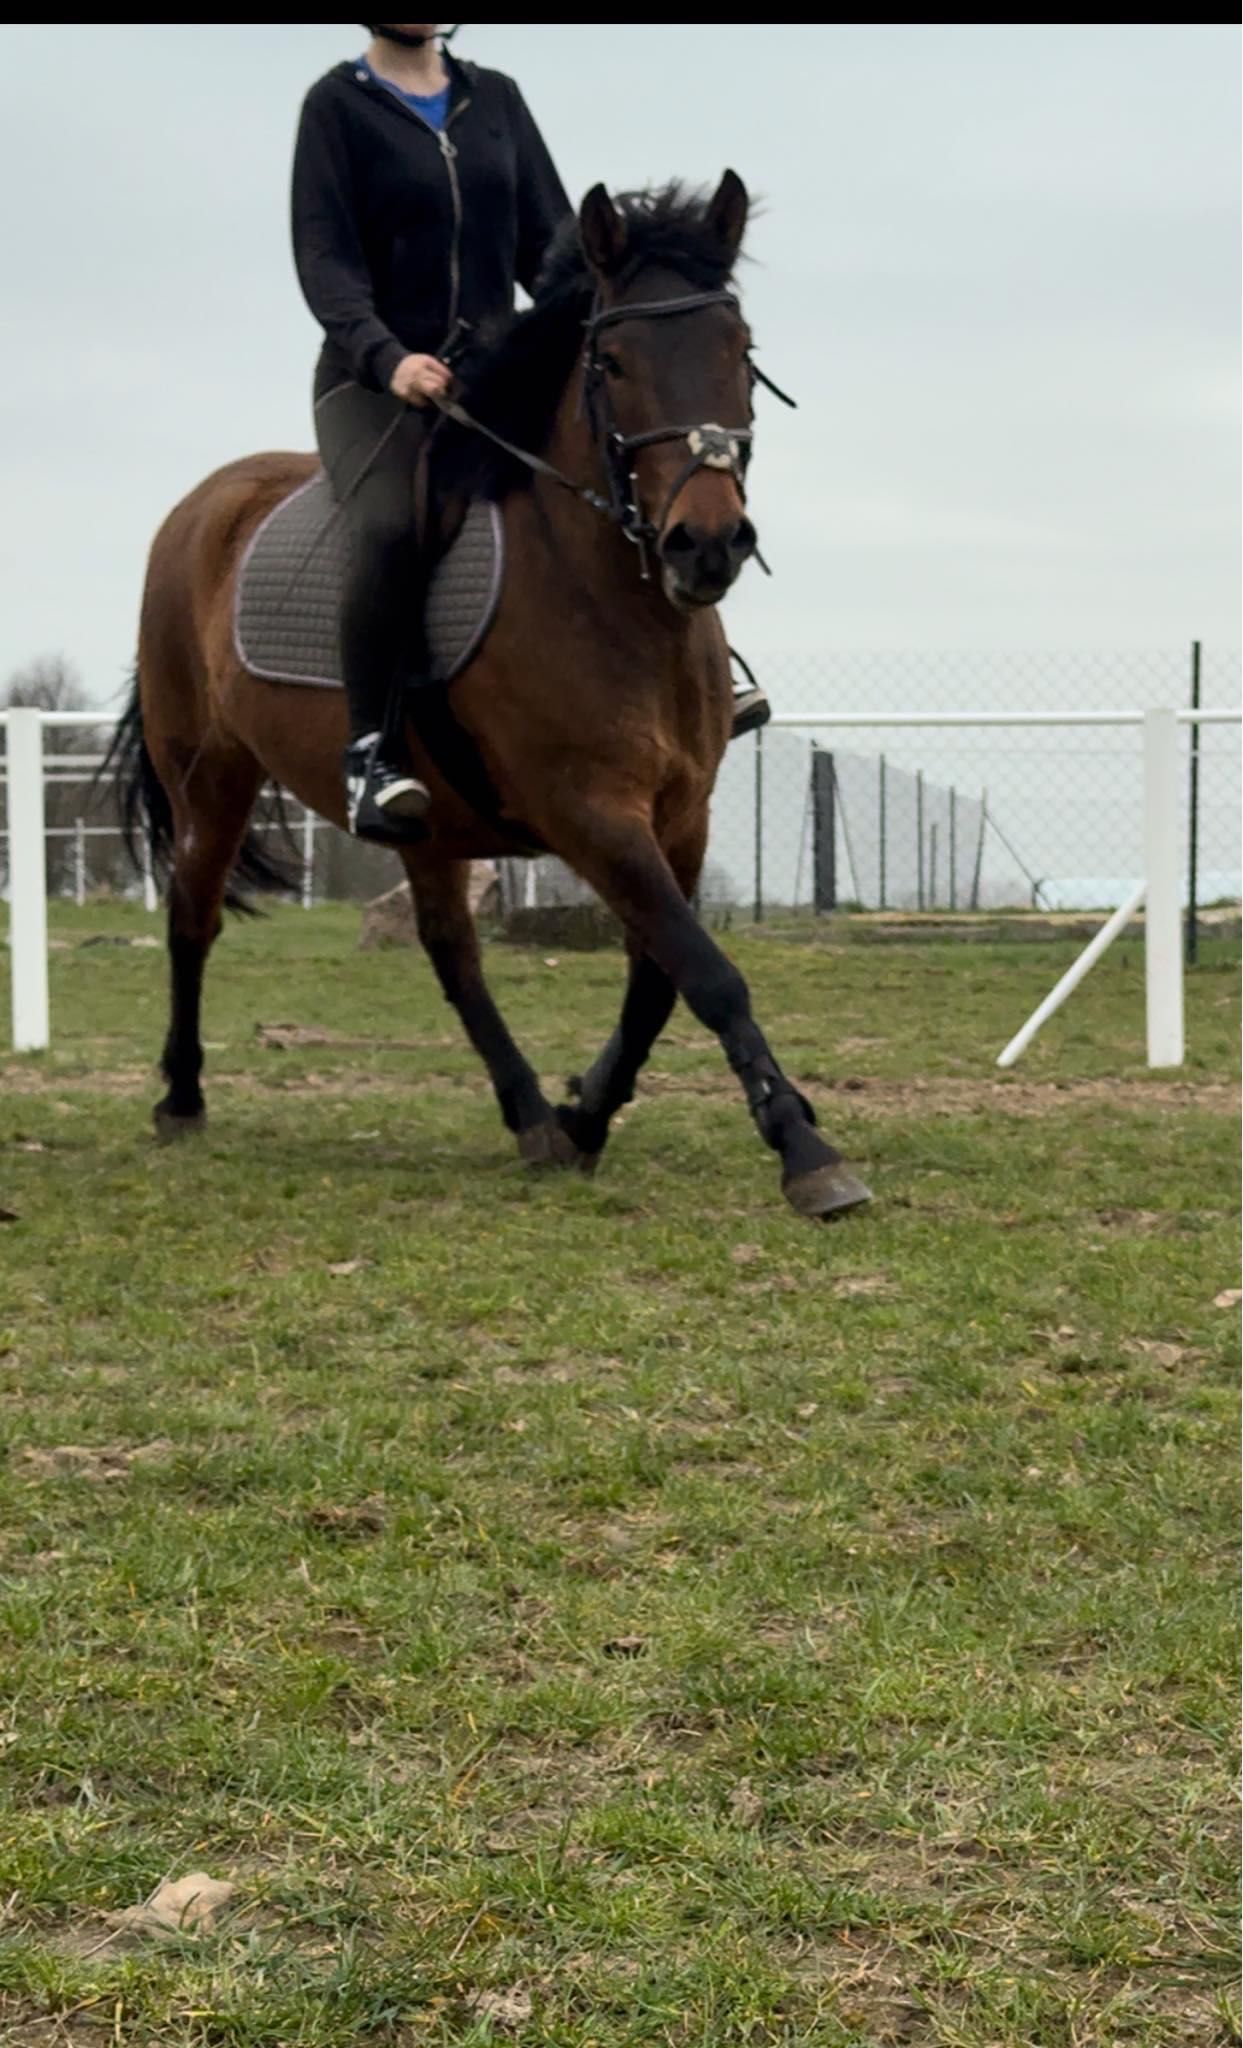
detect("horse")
[106,171,871,1222]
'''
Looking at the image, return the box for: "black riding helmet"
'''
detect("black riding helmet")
[361,23,460,46]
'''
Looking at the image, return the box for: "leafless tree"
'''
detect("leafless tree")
[1,655,118,895]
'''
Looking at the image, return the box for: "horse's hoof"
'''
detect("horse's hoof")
[517,1118,581,1169]
[154,1103,206,1146]
[556,1101,607,1175]
[783,1163,872,1222]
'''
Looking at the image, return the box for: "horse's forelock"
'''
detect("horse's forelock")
[441,182,743,500]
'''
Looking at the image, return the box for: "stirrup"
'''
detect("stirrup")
[729,647,772,740]
[731,684,771,740]
[344,734,430,845]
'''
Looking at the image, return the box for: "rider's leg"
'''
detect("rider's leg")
[316,377,431,842]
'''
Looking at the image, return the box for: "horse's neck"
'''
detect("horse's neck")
[529,383,728,753]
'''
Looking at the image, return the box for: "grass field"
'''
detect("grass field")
[0,903,1238,2047]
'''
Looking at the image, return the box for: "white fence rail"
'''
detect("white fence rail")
[1,703,1239,1066]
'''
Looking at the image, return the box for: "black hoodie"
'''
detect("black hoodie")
[291,53,570,395]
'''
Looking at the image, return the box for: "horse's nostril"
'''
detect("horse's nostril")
[661,520,698,560]
[731,517,758,561]
[662,519,756,574]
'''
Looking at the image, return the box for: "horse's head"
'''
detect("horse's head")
[578,172,758,611]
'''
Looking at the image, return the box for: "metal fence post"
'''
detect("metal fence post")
[928,822,939,909]
[970,792,986,910]
[878,754,887,910]
[7,708,49,1051]
[811,747,836,913]
[915,770,925,912]
[753,727,763,922]
[141,836,157,914]
[1185,639,1201,965]
[75,816,86,908]
[949,787,958,910]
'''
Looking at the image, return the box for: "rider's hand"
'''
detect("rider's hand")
[388,353,452,407]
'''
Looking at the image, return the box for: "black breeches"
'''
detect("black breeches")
[314,373,429,743]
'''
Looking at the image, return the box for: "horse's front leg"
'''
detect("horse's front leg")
[401,851,577,1166]
[554,820,703,1168]
[549,807,871,1220]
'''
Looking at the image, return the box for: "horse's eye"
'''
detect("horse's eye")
[600,351,624,380]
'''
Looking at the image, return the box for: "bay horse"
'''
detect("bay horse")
[108,172,871,1221]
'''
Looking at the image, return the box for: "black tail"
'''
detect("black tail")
[98,669,298,915]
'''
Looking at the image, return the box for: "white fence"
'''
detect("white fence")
[1,703,1239,1066]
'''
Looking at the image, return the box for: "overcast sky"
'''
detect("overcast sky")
[0,23,1237,710]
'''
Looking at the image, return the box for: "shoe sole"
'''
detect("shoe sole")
[352,812,429,848]
[731,699,772,739]
[373,781,431,822]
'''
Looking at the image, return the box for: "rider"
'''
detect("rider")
[292,25,769,845]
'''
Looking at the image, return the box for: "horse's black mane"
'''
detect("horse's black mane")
[434,183,741,502]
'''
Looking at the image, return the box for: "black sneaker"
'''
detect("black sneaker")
[730,681,771,739]
[728,650,772,741]
[344,733,430,844]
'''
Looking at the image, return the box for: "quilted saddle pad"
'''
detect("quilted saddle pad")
[234,472,503,690]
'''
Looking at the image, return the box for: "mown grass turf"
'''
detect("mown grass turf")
[0,905,1238,2046]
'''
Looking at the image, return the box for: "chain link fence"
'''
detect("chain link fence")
[521,647,1241,918]
[2,649,1238,922]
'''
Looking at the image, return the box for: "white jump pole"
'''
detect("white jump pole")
[997,704,1189,1071]
[996,881,1146,1069]
[7,707,49,1052]
[1143,705,1184,1067]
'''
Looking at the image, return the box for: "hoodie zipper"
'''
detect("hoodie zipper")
[357,67,471,353]
[439,96,470,344]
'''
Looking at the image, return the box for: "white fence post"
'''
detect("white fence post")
[302,808,315,910]
[1143,705,1184,1067]
[7,707,49,1052]
[141,836,157,914]
[75,816,87,908]
[996,707,1189,1070]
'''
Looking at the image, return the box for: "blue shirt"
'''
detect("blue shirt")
[358,57,450,132]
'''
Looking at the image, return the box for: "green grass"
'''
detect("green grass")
[0,904,1238,2046]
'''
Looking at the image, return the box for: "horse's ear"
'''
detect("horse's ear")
[579,183,628,277]
[706,169,749,264]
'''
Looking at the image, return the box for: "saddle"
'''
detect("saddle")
[234,458,541,843]
[234,471,502,694]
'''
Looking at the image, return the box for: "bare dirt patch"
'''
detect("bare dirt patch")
[17,1440,173,1483]
[633,1069,1239,1120]
[6,1055,1235,1125]
[806,1073,1241,1119]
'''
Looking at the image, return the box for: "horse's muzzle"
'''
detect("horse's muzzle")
[658,516,758,608]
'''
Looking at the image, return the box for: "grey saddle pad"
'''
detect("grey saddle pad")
[233,472,503,690]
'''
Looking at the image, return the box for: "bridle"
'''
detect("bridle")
[582,289,752,581]
[435,283,796,584]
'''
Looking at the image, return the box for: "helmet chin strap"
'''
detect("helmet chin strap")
[365,23,459,48]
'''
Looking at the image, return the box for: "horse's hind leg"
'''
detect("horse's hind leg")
[557,944,676,1168]
[152,744,264,1142]
[401,851,574,1164]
